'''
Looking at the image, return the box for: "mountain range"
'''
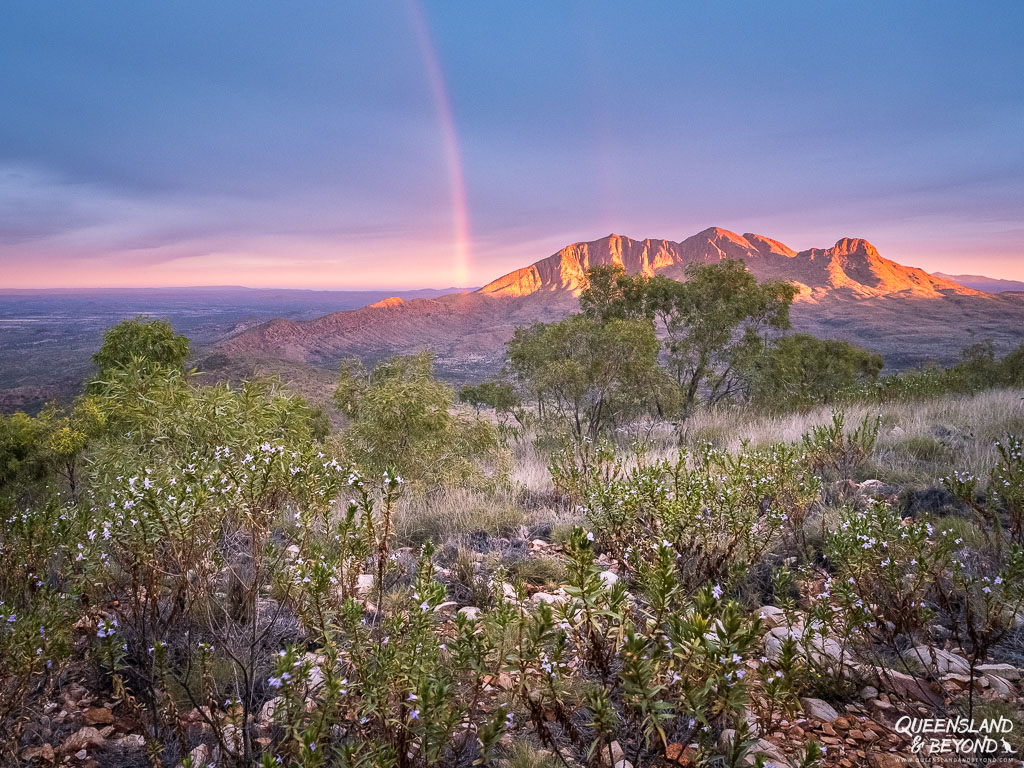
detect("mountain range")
[476,228,977,301]
[214,227,1024,383]
[932,272,1024,293]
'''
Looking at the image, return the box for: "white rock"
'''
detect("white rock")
[858,479,886,493]
[757,605,787,629]
[60,727,105,753]
[531,592,565,607]
[800,697,841,722]
[765,622,842,665]
[977,663,1021,681]
[598,570,619,588]
[739,707,761,736]
[983,674,1012,696]
[610,740,626,765]
[858,685,879,700]
[458,606,482,620]
[941,673,974,688]
[596,740,626,768]
[718,730,786,766]
[261,696,283,722]
[907,646,970,676]
[718,729,736,753]
[355,574,375,596]
[222,722,244,752]
[750,738,788,766]
[189,743,212,767]
[302,652,326,690]
[433,601,459,616]
[117,734,145,749]
[863,665,944,707]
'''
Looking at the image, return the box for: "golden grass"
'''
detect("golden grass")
[507,389,1024,493]
[394,487,527,546]
[676,388,1024,485]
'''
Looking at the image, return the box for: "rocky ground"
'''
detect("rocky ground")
[21,528,1024,768]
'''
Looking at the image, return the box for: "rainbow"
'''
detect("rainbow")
[406,0,471,286]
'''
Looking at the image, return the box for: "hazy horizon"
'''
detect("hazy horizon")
[0,227,1018,292]
[0,284,478,294]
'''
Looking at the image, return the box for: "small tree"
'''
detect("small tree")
[458,379,523,429]
[1001,343,1024,386]
[746,334,884,407]
[575,261,798,417]
[39,395,107,498]
[92,316,190,382]
[947,339,1002,392]
[507,314,661,440]
[458,380,519,414]
[0,412,49,505]
[579,265,651,322]
[648,260,798,415]
[0,396,107,503]
[335,352,503,489]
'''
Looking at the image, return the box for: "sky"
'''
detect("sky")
[1,1,1022,289]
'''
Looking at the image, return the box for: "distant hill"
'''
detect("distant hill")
[217,228,1024,379]
[932,272,1024,293]
[0,286,473,413]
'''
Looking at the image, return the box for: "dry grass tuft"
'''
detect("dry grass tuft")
[394,487,527,546]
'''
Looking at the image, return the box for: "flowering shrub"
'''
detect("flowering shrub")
[80,436,354,761]
[580,442,819,591]
[800,410,879,480]
[2,347,1023,767]
[991,437,1024,542]
[825,497,1024,712]
[945,436,1024,547]
[826,502,947,639]
[0,497,83,740]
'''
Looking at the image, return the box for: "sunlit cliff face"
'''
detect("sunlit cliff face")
[476,228,981,303]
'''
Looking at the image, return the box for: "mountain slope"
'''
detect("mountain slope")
[215,228,1023,378]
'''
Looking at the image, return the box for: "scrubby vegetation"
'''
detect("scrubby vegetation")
[493,264,1024,452]
[2,276,1024,768]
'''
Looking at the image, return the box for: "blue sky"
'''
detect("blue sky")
[1,1,1022,287]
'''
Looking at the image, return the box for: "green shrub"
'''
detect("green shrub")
[91,315,190,381]
[508,314,662,440]
[336,352,506,490]
[801,410,880,480]
[747,333,883,408]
